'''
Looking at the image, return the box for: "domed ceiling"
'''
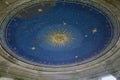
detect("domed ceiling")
[0,1,118,67]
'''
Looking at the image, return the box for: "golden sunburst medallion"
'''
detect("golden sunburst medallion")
[50,33,69,46]
[47,29,73,48]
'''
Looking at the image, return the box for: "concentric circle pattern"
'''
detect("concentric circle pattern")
[0,1,116,67]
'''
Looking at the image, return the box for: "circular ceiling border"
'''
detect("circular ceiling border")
[0,0,120,73]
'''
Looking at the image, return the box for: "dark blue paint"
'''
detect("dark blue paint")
[5,2,113,66]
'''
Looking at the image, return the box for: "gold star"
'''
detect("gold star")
[63,21,67,26]
[38,9,43,12]
[92,28,97,34]
[31,47,36,50]
[75,56,78,58]
[85,35,88,38]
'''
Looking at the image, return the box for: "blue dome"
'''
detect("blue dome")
[2,1,115,67]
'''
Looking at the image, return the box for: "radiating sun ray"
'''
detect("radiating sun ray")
[46,28,73,48]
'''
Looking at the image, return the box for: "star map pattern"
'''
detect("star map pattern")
[1,1,114,67]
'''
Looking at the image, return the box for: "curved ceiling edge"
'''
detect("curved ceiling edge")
[0,0,120,72]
